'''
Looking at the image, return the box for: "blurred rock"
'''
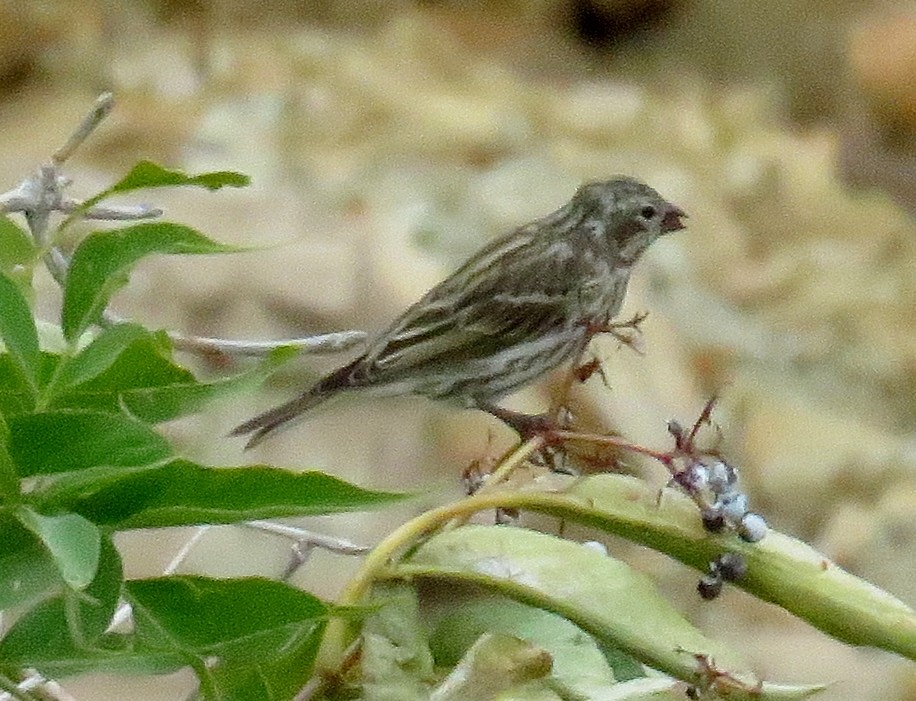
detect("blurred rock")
[0,2,56,89]
[840,8,916,217]
[848,9,916,131]
[566,0,679,45]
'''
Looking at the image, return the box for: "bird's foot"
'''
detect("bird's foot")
[584,311,649,354]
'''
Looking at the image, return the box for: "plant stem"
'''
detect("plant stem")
[478,436,546,489]
[550,429,673,464]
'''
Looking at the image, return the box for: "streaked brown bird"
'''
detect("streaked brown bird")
[233,177,686,448]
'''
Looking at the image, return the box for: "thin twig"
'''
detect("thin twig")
[549,429,673,465]
[52,92,115,165]
[474,437,547,495]
[61,202,162,220]
[295,638,361,701]
[163,526,210,575]
[168,330,367,358]
[292,676,324,701]
[245,521,369,556]
[245,521,370,581]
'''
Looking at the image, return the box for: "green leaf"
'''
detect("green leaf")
[123,576,327,699]
[0,575,325,682]
[49,322,148,395]
[362,582,435,701]
[0,271,40,397]
[453,474,916,663]
[7,410,172,477]
[0,354,38,415]
[50,332,193,414]
[74,535,123,637]
[0,640,185,679]
[0,214,37,274]
[395,525,824,701]
[200,623,325,701]
[126,576,328,665]
[0,415,19,499]
[110,161,250,194]
[42,459,407,529]
[61,222,238,341]
[68,162,250,228]
[0,513,64,608]
[429,597,633,696]
[120,375,263,425]
[121,346,297,423]
[431,632,552,701]
[48,330,287,423]
[0,535,123,674]
[0,625,184,679]
[15,506,101,589]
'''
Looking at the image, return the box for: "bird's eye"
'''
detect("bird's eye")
[639,205,657,220]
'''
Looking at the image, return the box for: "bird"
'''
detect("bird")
[232,176,686,448]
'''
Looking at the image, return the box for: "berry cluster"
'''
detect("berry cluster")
[664,400,768,544]
[668,450,767,543]
[660,400,767,600]
[697,552,748,600]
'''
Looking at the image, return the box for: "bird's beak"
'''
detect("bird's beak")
[661,205,687,233]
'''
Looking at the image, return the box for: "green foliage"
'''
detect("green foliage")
[0,512,67,609]
[0,161,405,700]
[0,215,34,259]
[126,576,328,677]
[398,525,818,700]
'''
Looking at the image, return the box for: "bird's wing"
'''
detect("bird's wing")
[356,228,581,381]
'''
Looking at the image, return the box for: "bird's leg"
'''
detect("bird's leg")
[479,403,558,440]
[479,403,578,476]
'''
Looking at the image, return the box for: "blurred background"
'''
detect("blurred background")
[2,1,915,699]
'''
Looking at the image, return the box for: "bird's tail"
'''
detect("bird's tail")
[230,389,330,449]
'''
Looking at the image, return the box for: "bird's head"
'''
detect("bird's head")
[573,177,686,263]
